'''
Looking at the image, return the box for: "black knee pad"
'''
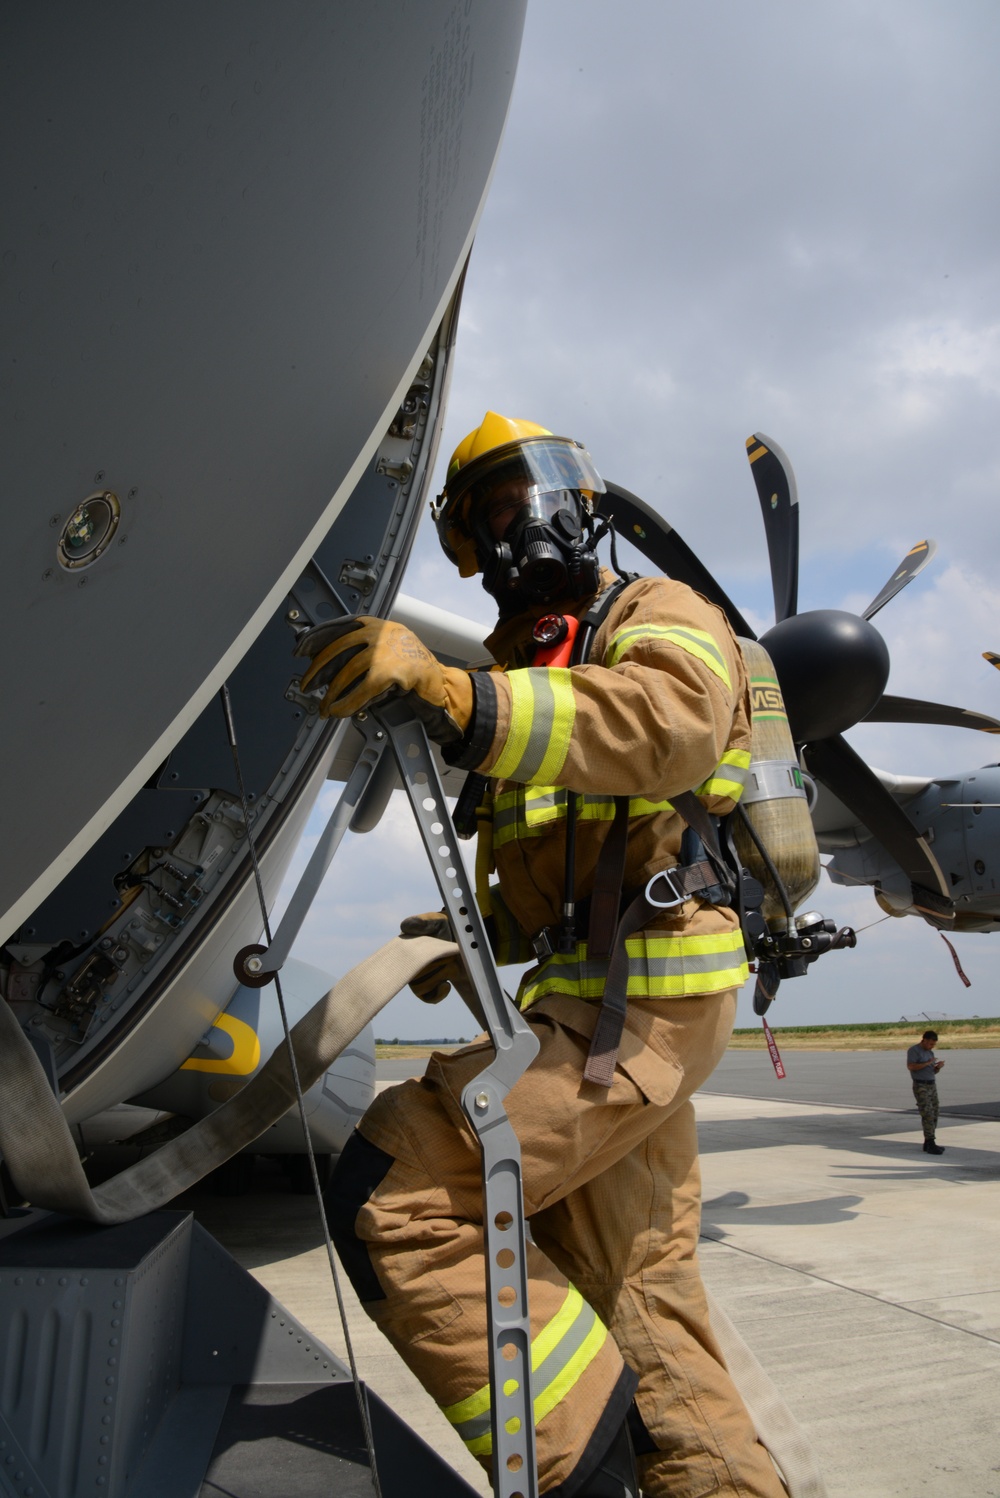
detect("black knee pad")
[324,1130,394,1303]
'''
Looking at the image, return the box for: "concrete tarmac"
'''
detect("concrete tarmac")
[188,1052,1000,1497]
[703,1047,1000,1118]
[378,1047,1000,1116]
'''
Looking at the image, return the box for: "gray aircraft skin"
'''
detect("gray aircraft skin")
[0,10,532,1487]
[815,765,1000,932]
[1,0,524,945]
[1,3,527,1167]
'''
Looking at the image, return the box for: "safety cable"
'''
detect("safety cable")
[852,912,894,934]
[219,686,383,1497]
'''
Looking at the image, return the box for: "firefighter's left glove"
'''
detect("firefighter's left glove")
[297,617,474,745]
[399,911,464,1003]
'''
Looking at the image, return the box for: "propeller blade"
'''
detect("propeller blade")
[861,539,936,620]
[863,694,1000,734]
[803,733,954,917]
[984,651,1000,672]
[599,481,756,639]
[745,432,799,624]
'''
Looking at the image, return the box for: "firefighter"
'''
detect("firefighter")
[311,414,785,1496]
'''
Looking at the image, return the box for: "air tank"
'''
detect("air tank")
[733,639,820,922]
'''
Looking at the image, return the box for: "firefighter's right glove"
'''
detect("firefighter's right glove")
[296,617,474,746]
[400,911,465,1003]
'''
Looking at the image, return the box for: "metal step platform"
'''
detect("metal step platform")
[0,1209,478,1498]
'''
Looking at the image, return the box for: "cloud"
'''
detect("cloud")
[283,3,1000,1030]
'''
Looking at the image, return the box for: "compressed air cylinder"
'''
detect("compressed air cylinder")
[734,638,820,923]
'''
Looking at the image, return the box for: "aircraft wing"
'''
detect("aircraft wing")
[811,767,935,849]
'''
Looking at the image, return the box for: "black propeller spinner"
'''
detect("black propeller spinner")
[598,436,1000,1002]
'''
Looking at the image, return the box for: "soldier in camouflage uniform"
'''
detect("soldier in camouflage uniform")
[907,1029,945,1154]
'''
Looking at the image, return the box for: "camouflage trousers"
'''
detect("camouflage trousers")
[913,1080,939,1138]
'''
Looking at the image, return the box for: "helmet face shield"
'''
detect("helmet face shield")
[472,485,580,549]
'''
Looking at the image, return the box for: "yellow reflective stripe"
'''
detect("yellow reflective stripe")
[441,1375,492,1429]
[605,623,731,689]
[494,787,673,846]
[443,1283,608,1455]
[697,775,744,800]
[534,1316,607,1427]
[619,964,749,996]
[491,668,576,785]
[442,1287,586,1431]
[626,795,674,816]
[695,748,751,803]
[537,675,575,782]
[531,1283,585,1366]
[491,671,536,781]
[517,930,749,1008]
[520,963,608,1005]
[493,753,750,846]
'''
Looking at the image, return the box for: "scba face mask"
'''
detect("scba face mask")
[435,436,606,611]
[478,487,601,608]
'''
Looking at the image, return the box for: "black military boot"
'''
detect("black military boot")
[923,1137,945,1155]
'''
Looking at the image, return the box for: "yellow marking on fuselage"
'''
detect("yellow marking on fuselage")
[180,1012,261,1075]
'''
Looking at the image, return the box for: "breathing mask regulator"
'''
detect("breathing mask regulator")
[480,486,602,609]
[433,421,610,615]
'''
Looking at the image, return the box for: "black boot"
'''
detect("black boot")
[923,1137,945,1155]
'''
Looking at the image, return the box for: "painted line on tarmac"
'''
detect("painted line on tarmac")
[699,1233,1000,1349]
[696,1089,999,1121]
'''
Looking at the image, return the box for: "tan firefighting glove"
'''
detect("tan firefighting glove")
[399,912,466,1002]
[297,617,473,745]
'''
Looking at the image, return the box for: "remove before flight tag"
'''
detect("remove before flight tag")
[762,1015,786,1080]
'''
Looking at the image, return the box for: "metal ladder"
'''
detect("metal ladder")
[235,699,540,1498]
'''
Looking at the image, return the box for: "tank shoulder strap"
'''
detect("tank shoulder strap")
[570,576,636,665]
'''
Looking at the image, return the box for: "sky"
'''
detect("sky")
[275,0,1000,1038]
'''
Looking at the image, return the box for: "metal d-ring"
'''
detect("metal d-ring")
[644,867,686,909]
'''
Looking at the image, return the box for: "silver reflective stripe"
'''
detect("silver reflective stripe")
[740,759,807,804]
[453,1405,492,1446]
[669,626,728,678]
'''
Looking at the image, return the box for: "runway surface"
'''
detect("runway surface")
[183,1047,1000,1497]
[378,1046,1000,1117]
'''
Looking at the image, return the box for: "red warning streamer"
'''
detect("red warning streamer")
[762,1015,786,1079]
[940,932,972,988]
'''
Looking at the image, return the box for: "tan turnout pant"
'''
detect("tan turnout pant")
[339,989,784,1497]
